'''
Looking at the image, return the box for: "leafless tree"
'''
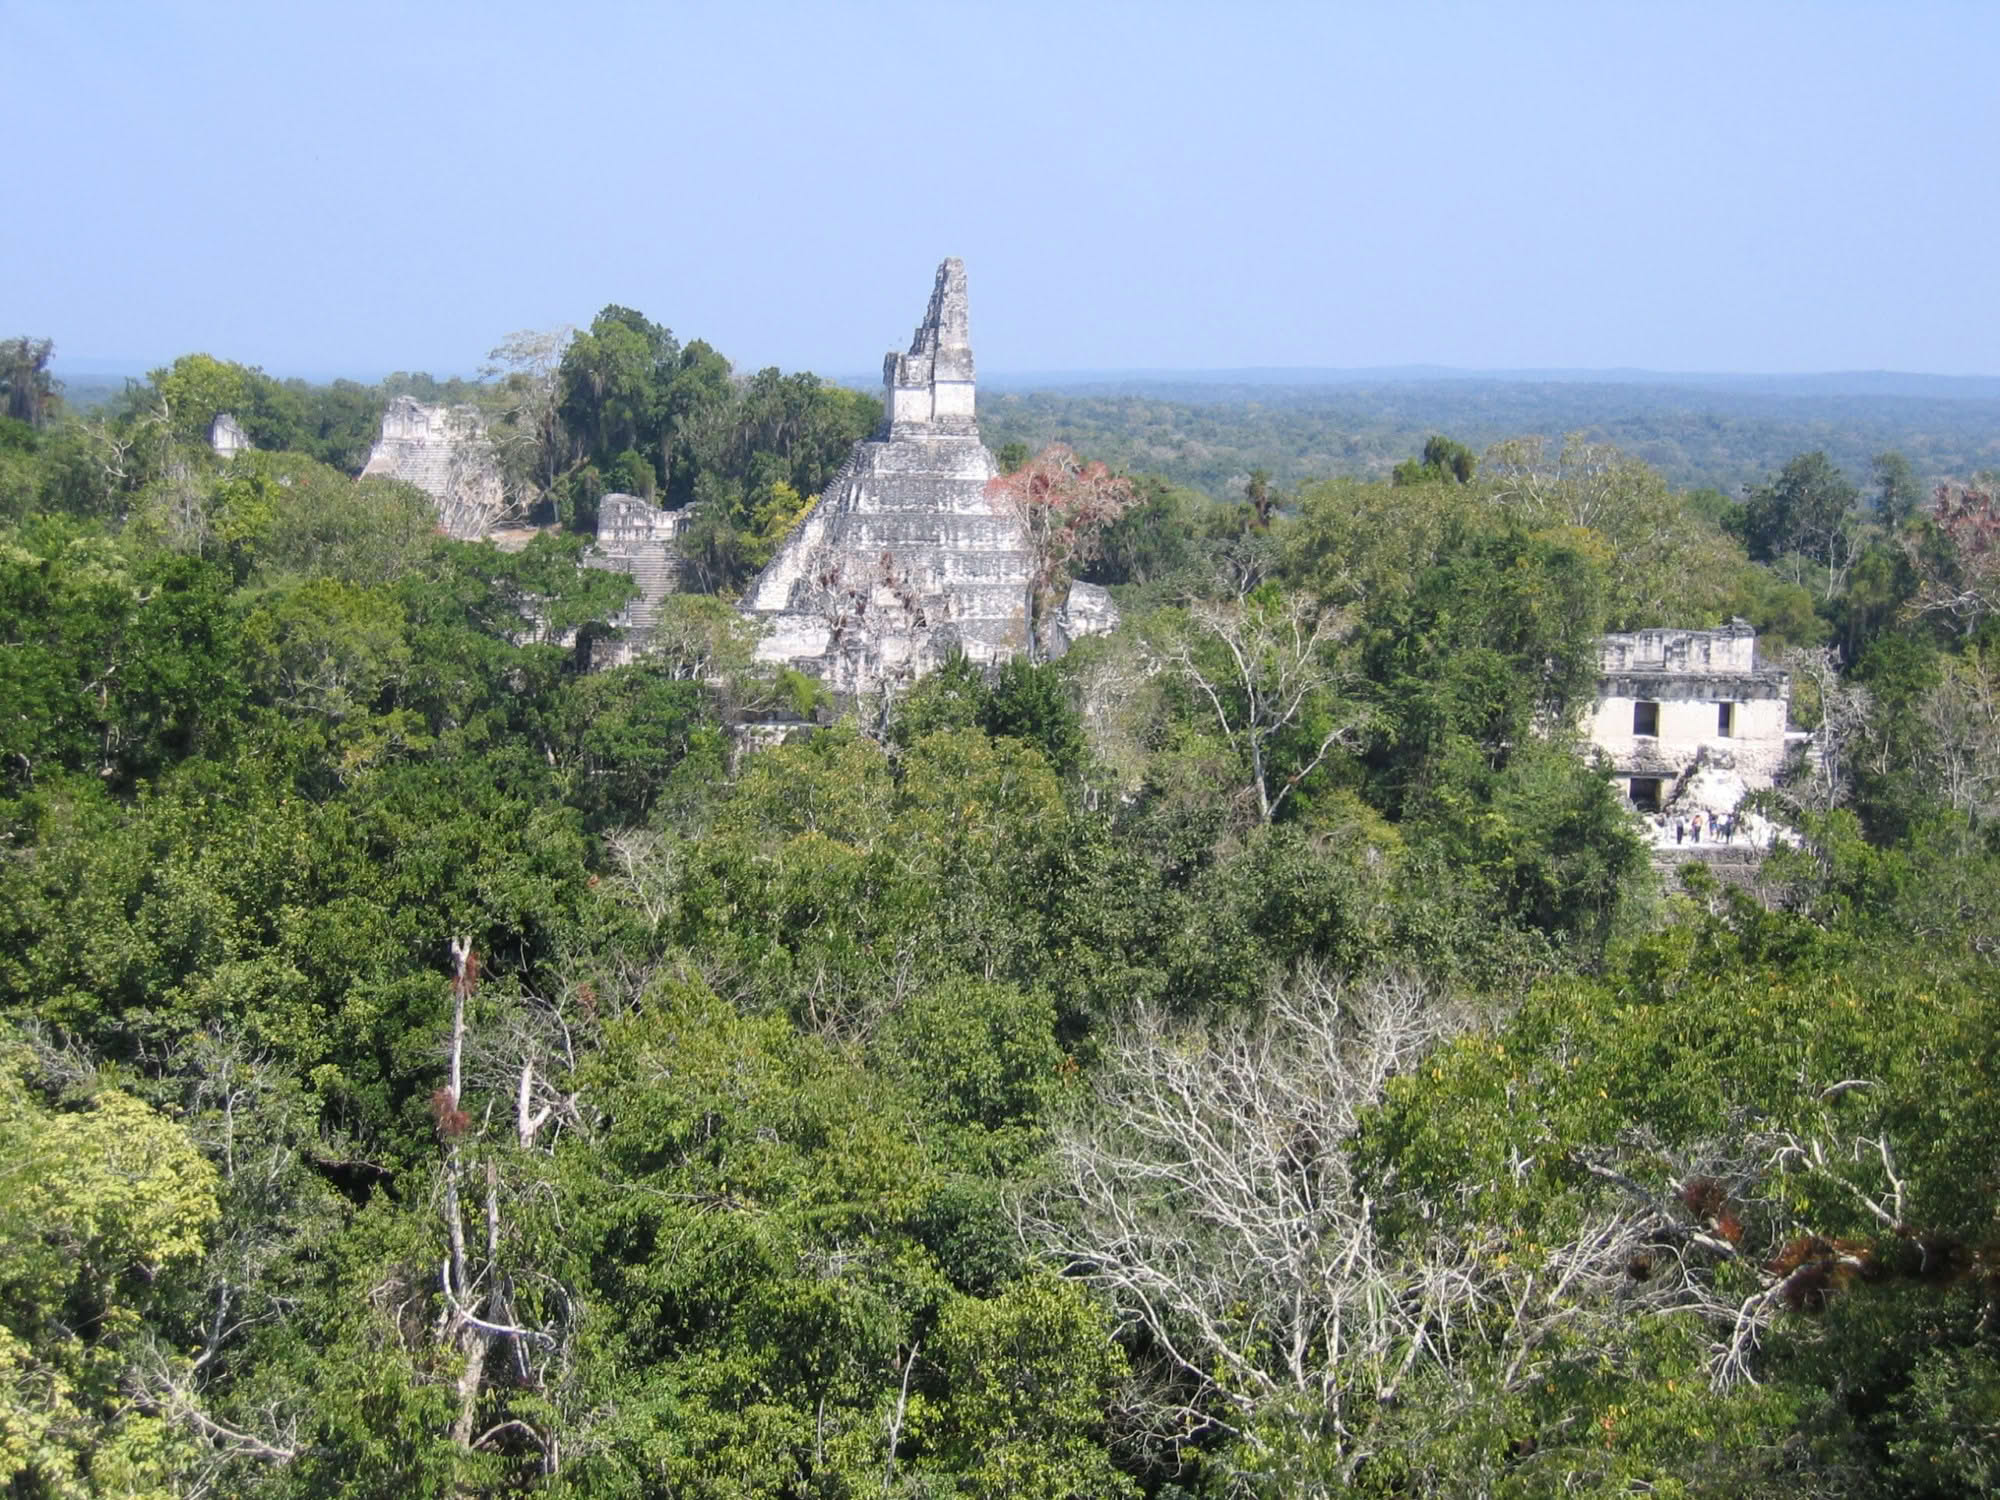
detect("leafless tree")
[1909,648,2000,822]
[1142,587,1373,824]
[1557,1107,1937,1397]
[1484,433,1647,534]
[1021,969,1486,1487]
[481,327,576,510]
[1780,646,1874,818]
[1906,479,2000,636]
[438,407,521,537]
[432,938,584,1484]
[1026,967,1937,1490]
[115,1032,323,1487]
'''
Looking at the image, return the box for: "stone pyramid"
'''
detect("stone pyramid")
[741,258,1038,695]
[360,395,507,541]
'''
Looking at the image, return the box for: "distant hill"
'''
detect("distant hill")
[51,371,141,409]
[981,367,2000,401]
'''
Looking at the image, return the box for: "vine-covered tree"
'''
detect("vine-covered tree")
[985,442,1137,658]
[0,336,57,427]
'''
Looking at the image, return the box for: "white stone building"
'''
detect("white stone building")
[1587,620,1791,812]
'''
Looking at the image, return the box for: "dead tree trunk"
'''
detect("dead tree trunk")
[437,937,559,1487]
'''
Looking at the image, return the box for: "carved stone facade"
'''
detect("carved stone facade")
[1587,620,1792,812]
[582,494,692,667]
[359,395,508,541]
[741,257,1117,696]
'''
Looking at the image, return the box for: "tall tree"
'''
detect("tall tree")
[0,336,57,427]
[1145,583,1372,824]
[1872,449,1925,526]
[556,305,677,484]
[148,353,251,447]
[1741,450,1861,598]
[481,327,575,510]
[1391,433,1476,487]
[985,442,1137,659]
[1244,466,1279,529]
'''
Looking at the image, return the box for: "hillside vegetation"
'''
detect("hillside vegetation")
[2,328,1998,1497]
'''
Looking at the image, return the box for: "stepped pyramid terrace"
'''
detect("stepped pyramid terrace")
[359,395,508,541]
[741,257,1116,695]
[582,495,692,667]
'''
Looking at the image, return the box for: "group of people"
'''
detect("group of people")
[1654,810,1736,845]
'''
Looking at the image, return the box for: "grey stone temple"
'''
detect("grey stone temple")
[740,257,1116,695]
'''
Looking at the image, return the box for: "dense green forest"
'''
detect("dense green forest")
[3,326,1999,1497]
[980,380,2000,503]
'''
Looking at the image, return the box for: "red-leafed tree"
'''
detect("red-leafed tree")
[985,443,1137,659]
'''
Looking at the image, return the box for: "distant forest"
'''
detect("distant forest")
[980,378,2000,501]
[61,366,2000,507]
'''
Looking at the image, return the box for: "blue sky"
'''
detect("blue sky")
[6,0,1996,378]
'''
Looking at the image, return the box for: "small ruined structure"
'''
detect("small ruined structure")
[360,395,508,541]
[741,257,1116,696]
[209,412,252,460]
[1588,620,1791,813]
[582,494,693,666]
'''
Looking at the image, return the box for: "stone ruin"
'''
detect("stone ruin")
[353,260,1120,689]
[582,494,693,667]
[740,257,1117,696]
[1587,619,1794,818]
[360,395,509,541]
[209,412,252,460]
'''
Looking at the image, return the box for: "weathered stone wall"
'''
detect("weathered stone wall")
[1053,581,1119,652]
[1599,623,1759,675]
[883,258,978,437]
[359,395,507,541]
[1589,692,1791,781]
